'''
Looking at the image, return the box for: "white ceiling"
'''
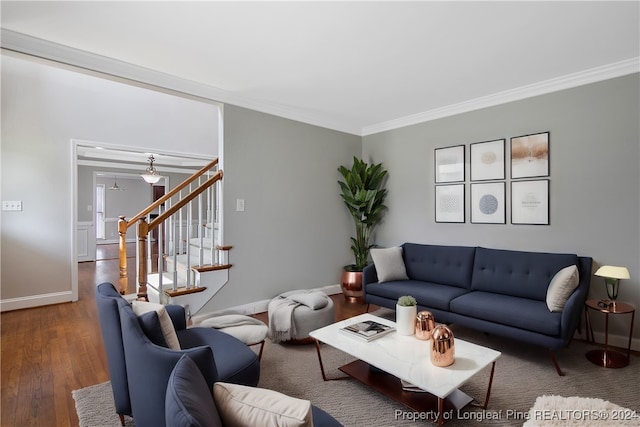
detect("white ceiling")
[2,1,639,136]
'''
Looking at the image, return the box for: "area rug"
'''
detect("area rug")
[73,312,639,426]
[523,395,639,426]
[72,382,134,427]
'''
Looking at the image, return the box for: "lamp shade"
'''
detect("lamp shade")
[594,266,630,280]
[141,173,162,184]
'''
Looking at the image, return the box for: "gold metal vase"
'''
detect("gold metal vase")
[431,325,455,367]
[415,311,435,340]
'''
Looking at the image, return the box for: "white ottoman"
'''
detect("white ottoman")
[199,314,268,360]
[268,290,335,344]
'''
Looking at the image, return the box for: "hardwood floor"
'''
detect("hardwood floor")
[0,246,370,426]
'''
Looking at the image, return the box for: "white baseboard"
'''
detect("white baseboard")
[192,283,342,324]
[0,291,75,312]
[575,328,639,352]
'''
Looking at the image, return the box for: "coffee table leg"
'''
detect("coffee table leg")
[313,339,329,381]
[481,361,496,409]
[437,397,444,426]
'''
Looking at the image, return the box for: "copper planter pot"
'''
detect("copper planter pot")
[415,311,435,340]
[431,325,455,367]
[340,269,363,303]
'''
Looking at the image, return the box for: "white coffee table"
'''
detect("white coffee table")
[309,313,501,426]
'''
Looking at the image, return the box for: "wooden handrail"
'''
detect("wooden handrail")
[126,158,219,227]
[148,171,222,231]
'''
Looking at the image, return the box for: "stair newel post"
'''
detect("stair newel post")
[136,218,149,301]
[117,216,128,294]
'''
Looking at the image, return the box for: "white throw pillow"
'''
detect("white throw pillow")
[370,247,409,282]
[213,382,313,427]
[131,301,181,350]
[546,265,579,312]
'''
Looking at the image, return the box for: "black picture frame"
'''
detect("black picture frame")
[510,132,550,179]
[434,145,465,183]
[471,182,506,224]
[435,184,465,223]
[511,179,550,225]
[470,139,505,181]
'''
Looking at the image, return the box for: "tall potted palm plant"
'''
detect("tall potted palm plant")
[338,157,388,302]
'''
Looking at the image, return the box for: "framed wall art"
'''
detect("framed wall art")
[511,132,550,179]
[511,180,549,225]
[434,145,465,183]
[470,139,505,181]
[471,182,505,224]
[435,184,465,223]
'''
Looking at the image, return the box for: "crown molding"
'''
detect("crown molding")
[0,29,362,135]
[3,29,637,138]
[362,57,640,136]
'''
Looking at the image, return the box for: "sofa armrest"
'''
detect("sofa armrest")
[363,264,378,287]
[560,256,593,343]
[166,305,187,331]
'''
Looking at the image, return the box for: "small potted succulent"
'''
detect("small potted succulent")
[396,295,417,336]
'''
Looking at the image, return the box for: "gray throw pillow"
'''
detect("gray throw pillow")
[370,247,409,282]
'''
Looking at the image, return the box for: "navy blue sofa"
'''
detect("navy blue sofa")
[363,244,593,375]
[96,282,260,426]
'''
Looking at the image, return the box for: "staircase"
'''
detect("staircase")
[117,158,231,314]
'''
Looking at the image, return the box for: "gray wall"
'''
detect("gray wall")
[1,54,217,304]
[363,74,640,346]
[200,105,361,311]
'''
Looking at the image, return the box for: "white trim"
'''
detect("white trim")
[3,29,638,137]
[71,141,79,302]
[576,329,640,353]
[0,291,74,312]
[0,29,359,135]
[362,57,640,136]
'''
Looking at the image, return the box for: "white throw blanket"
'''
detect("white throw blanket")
[268,291,329,343]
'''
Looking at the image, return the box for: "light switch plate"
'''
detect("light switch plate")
[236,199,245,212]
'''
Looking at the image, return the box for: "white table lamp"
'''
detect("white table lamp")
[594,265,630,302]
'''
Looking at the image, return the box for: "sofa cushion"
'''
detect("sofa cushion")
[165,355,223,427]
[402,243,476,289]
[546,265,579,312]
[370,247,409,282]
[471,247,579,301]
[176,327,260,386]
[450,291,561,336]
[366,280,469,311]
[214,382,313,427]
[132,300,181,350]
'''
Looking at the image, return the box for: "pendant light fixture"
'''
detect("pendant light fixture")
[109,176,125,191]
[141,155,163,184]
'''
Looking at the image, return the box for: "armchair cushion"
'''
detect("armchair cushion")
[132,300,181,349]
[213,382,313,427]
[138,311,169,348]
[165,355,222,427]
